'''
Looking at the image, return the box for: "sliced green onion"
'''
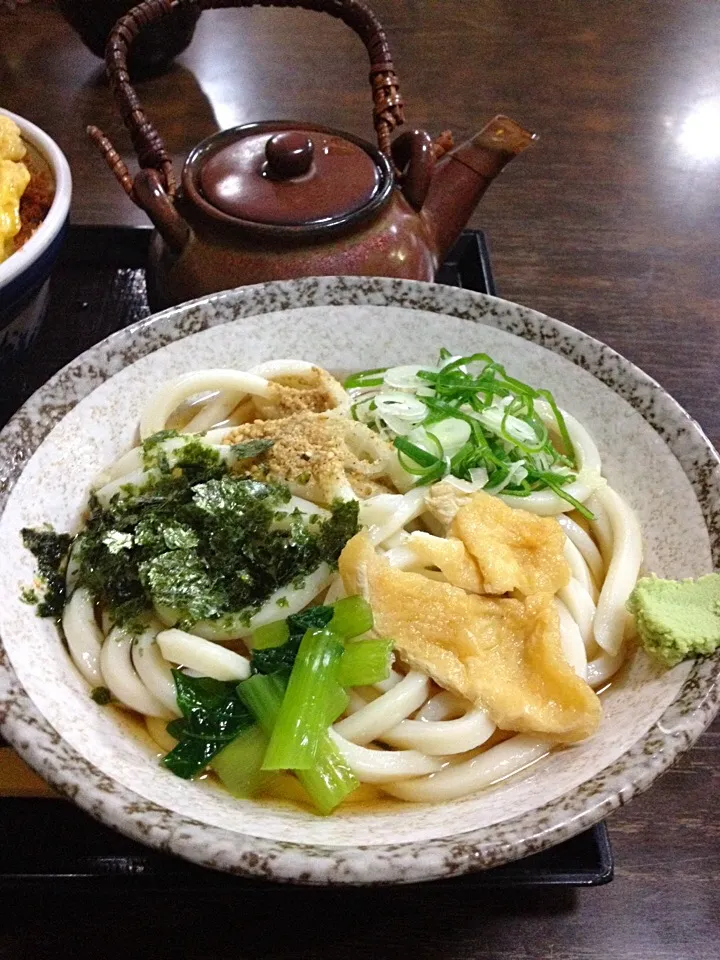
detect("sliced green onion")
[412,460,447,487]
[262,628,344,771]
[383,365,435,390]
[251,620,290,650]
[374,393,427,423]
[344,367,388,389]
[330,595,374,639]
[538,389,576,467]
[338,639,393,687]
[352,348,584,504]
[210,725,272,798]
[542,477,595,520]
[394,436,441,469]
[426,417,472,458]
[237,672,358,815]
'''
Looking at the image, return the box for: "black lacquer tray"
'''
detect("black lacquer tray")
[0,226,613,888]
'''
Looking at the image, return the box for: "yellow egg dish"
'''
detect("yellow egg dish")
[0,116,31,265]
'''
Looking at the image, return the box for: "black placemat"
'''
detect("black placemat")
[0,226,613,888]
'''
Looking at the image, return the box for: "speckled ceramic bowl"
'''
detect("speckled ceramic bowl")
[0,277,718,885]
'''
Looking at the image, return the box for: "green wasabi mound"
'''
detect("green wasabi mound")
[627,574,720,667]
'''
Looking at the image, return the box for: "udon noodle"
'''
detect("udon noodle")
[54,355,643,809]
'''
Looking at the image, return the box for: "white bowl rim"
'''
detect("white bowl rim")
[0,107,72,292]
[0,276,718,885]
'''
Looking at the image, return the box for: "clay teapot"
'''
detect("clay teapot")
[89,0,536,309]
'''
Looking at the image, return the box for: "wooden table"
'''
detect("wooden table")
[2,2,719,958]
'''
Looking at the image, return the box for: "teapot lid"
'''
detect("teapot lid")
[185,122,394,233]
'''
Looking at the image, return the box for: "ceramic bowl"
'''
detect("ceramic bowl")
[0,277,718,885]
[0,108,72,367]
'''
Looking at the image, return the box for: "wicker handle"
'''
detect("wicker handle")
[89,0,404,198]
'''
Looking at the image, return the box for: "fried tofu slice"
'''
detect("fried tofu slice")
[425,481,472,529]
[340,532,600,743]
[450,489,570,596]
[401,531,484,593]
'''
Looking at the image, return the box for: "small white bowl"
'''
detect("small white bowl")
[0,108,72,365]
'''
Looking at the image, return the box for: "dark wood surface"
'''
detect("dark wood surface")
[1,2,719,958]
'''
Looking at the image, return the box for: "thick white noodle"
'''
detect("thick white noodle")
[333,671,431,745]
[586,491,614,565]
[558,515,605,585]
[557,578,597,652]
[100,627,171,717]
[131,628,181,715]
[590,486,643,656]
[186,361,326,434]
[383,736,551,803]
[346,690,370,714]
[140,371,274,440]
[157,629,251,681]
[497,470,604,516]
[587,646,627,688]
[250,359,351,418]
[554,598,588,680]
[145,715,178,752]
[358,488,427,546]
[381,530,408,549]
[536,402,602,474]
[62,587,104,686]
[93,437,233,501]
[374,669,404,694]
[323,574,346,604]
[329,730,444,782]
[187,562,333,641]
[184,394,246,434]
[380,708,496,755]
[95,468,150,508]
[563,537,598,602]
[93,446,143,488]
[416,690,468,721]
[249,359,319,380]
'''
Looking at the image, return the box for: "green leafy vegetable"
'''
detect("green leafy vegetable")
[330,595,374,639]
[237,672,358,814]
[251,605,333,674]
[162,671,253,779]
[262,627,345,771]
[210,724,273,797]
[252,620,290,650]
[338,639,393,687]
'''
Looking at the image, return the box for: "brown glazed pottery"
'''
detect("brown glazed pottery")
[55,0,200,78]
[88,0,536,308]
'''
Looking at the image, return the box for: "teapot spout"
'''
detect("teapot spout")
[422,116,536,264]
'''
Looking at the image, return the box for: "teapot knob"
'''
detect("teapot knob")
[265,132,314,179]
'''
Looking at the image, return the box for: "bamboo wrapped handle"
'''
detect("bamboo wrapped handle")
[88,0,405,199]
